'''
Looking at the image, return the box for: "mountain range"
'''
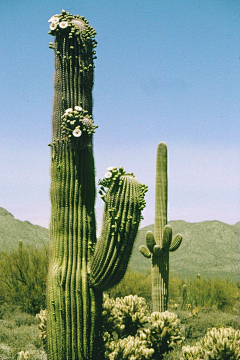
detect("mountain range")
[0,207,239,281]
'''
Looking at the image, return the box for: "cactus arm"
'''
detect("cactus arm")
[139,245,152,258]
[162,224,172,250]
[146,231,156,253]
[169,234,182,252]
[90,168,147,291]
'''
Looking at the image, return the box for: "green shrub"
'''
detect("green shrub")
[1,242,238,317]
[0,242,48,314]
[181,277,240,313]
[106,270,152,304]
[108,272,240,314]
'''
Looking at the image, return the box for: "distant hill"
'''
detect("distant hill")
[0,207,49,251]
[0,207,239,281]
[129,221,240,282]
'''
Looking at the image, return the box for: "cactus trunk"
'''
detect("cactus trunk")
[46,11,147,360]
[46,12,101,360]
[47,144,102,359]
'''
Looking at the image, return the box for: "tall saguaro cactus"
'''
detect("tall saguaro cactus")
[139,142,182,312]
[46,10,147,360]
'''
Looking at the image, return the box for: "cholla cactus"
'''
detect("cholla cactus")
[36,309,47,352]
[181,327,240,360]
[17,352,30,360]
[102,294,184,360]
[47,10,147,360]
[148,311,184,358]
[181,344,205,360]
[17,351,47,360]
[104,334,155,360]
[102,294,148,337]
[139,142,182,312]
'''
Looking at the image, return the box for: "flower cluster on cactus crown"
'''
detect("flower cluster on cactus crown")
[98,166,148,211]
[48,9,97,42]
[98,166,129,189]
[61,106,98,139]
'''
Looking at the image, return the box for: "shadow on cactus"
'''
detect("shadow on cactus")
[46,10,147,360]
[140,142,183,312]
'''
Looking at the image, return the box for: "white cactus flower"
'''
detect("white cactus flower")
[48,15,59,23]
[49,22,58,31]
[73,128,82,137]
[74,106,83,112]
[59,21,68,29]
[64,108,73,114]
[104,171,112,179]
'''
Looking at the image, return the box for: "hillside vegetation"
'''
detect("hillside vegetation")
[0,207,49,251]
[0,207,239,280]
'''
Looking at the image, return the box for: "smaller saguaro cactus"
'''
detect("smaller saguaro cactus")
[139,142,182,312]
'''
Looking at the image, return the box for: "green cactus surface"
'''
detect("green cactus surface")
[46,11,147,360]
[139,142,182,312]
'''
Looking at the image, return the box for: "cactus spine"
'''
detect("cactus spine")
[139,142,182,312]
[47,11,147,360]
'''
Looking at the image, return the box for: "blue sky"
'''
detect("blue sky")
[0,0,239,230]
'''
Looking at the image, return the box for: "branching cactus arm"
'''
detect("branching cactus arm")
[90,167,147,290]
[139,142,182,312]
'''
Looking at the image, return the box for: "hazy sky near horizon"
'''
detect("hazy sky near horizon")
[0,0,239,230]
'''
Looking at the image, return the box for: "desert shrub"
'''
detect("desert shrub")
[0,305,38,327]
[0,320,43,356]
[109,272,240,315]
[181,327,240,360]
[168,275,184,303]
[175,308,240,348]
[0,242,48,314]
[106,270,152,304]
[177,276,240,313]
[0,305,46,359]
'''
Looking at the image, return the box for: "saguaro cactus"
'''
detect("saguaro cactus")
[47,10,147,360]
[139,142,182,312]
